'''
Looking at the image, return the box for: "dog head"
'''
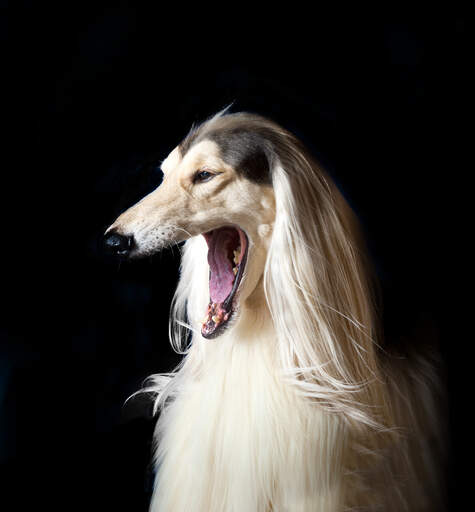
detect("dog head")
[105,112,278,337]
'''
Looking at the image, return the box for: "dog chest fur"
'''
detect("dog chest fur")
[150,331,346,512]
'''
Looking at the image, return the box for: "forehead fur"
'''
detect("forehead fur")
[178,112,289,185]
[162,140,223,175]
[182,139,223,170]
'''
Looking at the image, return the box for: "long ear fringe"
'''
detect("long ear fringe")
[264,159,390,430]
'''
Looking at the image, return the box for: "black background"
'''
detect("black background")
[1,4,465,511]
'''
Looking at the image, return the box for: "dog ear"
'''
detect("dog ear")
[264,155,387,430]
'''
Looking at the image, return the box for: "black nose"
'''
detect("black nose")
[103,230,135,257]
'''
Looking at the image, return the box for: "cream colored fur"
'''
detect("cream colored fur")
[108,111,446,511]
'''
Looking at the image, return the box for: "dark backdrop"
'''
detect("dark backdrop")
[1,4,465,511]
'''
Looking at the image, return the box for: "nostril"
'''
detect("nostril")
[103,230,135,256]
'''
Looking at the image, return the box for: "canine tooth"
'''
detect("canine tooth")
[212,315,219,323]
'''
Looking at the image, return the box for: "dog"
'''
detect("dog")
[104,110,446,511]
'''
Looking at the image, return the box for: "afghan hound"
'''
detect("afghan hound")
[104,110,446,511]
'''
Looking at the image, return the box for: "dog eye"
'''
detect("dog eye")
[193,170,215,184]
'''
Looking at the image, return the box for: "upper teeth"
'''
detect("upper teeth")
[233,247,241,265]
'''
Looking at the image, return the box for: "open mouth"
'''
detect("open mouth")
[201,226,248,339]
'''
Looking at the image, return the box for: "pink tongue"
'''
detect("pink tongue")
[206,229,237,303]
